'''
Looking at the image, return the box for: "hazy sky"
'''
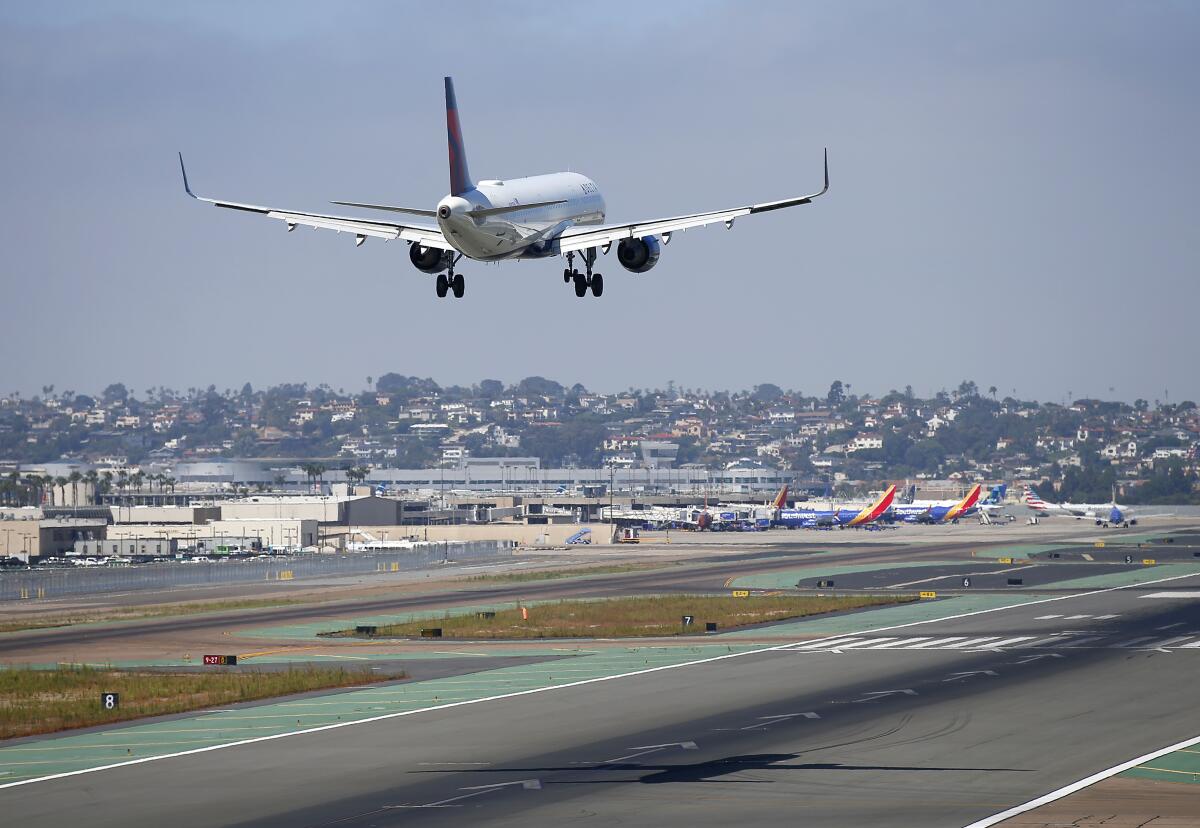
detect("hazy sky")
[2,2,1197,404]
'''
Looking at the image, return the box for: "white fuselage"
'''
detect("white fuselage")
[436,172,606,262]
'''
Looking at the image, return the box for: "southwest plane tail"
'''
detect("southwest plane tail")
[770,485,789,511]
[845,485,897,526]
[942,484,982,522]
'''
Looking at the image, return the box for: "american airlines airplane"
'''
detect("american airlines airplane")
[179,77,828,299]
[1023,485,1159,527]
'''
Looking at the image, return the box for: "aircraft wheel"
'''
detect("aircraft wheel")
[573,274,588,297]
[451,273,465,298]
[591,273,604,297]
[563,268,572,283]
[435,273,449,298]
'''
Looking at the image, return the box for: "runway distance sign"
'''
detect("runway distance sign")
[101,692,119,710]
[203,654,238,666]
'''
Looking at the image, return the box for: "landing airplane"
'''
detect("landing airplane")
[888,483,983,524]
[179,77,828,300]
[775,485,897,529]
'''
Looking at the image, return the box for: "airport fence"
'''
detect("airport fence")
[0,540,514,602]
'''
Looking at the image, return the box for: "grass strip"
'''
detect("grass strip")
[327,594,914,640]
[0,597,308,634]
[0,664,387,740]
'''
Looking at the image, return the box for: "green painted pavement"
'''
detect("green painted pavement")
[1122,745,1200,784]
[0,642,767,784]
[969,544,1062,560]
[728,560,974,590]
[1028,562,1200,590]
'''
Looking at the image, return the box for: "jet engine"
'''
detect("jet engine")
[616,236,661,273]
[409,244,454,274]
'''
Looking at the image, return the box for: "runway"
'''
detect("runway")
[3,566,1199,826]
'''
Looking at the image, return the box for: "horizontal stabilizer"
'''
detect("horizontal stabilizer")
[331,201,437,217]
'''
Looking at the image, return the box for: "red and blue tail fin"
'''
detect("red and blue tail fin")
[444,77,473,196]
[770,485,789,510]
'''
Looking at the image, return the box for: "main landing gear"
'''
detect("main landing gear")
[436,256,465,299]
[563,249,603,298]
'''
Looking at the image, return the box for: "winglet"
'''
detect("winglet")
[178,152,196,199]
[819,148,829,196]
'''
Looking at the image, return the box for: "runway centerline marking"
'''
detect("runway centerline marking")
[4,569,1197,791]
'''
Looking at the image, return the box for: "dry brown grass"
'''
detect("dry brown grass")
[0,665,386,739]
[333,594,913,640]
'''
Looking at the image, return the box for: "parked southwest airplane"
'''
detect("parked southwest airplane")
[178,77,828,299]
[775,484,897,529]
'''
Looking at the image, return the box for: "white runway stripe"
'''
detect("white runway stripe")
[835,638,898,649]
[864,637,933,649]
[971,636,1036,649]
[790,637,861,650]
[940,637,1001,649]
[905,637,969,649]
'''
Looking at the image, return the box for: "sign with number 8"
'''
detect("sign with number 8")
[101,692,120,710]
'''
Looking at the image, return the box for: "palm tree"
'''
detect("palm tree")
[24,474,42,507]
[53,476,68,507]
[988,385,998,401]
[164,476,177,494]
[68,471,83,509]
[131,471,144,493]
[101,471,113,497]
[84,469,99,504]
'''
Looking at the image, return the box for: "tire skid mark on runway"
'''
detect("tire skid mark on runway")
[3,569,1198,790]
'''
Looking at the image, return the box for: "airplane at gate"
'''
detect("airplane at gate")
[775,485,897,529]
[179,77,828,300]
[888,483,983,524]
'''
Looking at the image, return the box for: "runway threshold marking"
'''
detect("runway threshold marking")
[961,731,1200,828]
[4,569,1198,791]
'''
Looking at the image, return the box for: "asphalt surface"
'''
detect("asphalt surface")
[0,540,963,654]
[3,569,1199,826]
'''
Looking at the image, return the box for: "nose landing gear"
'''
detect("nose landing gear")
[564,248,604,298]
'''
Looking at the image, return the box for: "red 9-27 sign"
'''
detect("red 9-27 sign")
[203,654,238,666]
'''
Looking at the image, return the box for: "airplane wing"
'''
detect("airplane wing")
[178,154,453,250]
[554,151,828,255]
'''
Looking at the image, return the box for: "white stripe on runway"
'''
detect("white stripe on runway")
[940,637,1001,649]
[833,638,897,649]
[789,637,862,650]
[864,637,933,649]
[905,637,968,649]
[961,732,1200,828]
[1178,639,1200,648]
[1013,636,1073,648]
[970,636,1036,649]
